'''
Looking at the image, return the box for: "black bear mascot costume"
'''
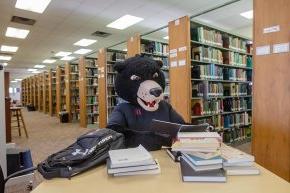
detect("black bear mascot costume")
[107,55,185,151]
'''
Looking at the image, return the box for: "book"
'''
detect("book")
[172,139,220,149]
[108,145,155,168]
[171,147,219,153]
[221,144,254,164]
[177,131,221,140]
[166,148,181,162]
[107,159,159,174]
[223,161,254,167]
[182,153,223,166]
[188,151,221,160]
[182,154,222,171]
[150,119,212,138]
[180,156,226,182]
[113,160,161,176]
[223,166,260,175]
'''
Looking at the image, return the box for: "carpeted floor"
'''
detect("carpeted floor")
[11,109,251,190]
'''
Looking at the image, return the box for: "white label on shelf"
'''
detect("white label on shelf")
[178,46,187,52]
[130,37,134,42]
[178,59,186,66]
[263,25,280,33]
[175,19,180,26]
[170,49,177,54]
[256,45,270,55]
[170,61,177,67]
[101,74,104,78]
[98,75,101,78]
[273,42,289,53]
[170,53,177,58]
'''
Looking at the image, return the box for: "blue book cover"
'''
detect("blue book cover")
[183,153,223,166]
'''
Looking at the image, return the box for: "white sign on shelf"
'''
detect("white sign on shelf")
[170,61,177,67]
[263,25,280,34]
[170,53,177,58]
[273,42,289,54]
[178,59,186,66]
[175,19,180,26]
[169,49,177,54]
[256,45,271,55]
[178,46,187,52]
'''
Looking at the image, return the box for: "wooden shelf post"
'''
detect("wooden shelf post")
[98,48,107,128]
[127,34,141,57]
[252,0,290,182]
[168,16,192,122]
[79,57,87,127]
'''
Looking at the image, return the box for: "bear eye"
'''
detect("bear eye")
[130,75,141,81]
[153,72,159,78]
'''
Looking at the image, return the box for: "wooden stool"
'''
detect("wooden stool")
[10,107,28,138]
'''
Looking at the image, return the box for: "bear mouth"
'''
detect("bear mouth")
[138,97,157,108]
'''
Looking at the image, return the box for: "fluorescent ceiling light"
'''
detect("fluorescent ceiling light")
[60,56,75,61]
[1,45,19,52]
[34,64,46,68]
[15,79,23,81]
[107,14,144,30]
[27,68,37,72]
[5,27,30,39]
[0,55,12,61]
[15,0,51,13]
[123,48,128,51]
[240,10,253,19]
[43,59,56,63]
[55,51,72,57]
[163,36,169,40]
[74,39,97,47]
[0,63,8,66]
[11,80,17,83]
[74,49,92,55]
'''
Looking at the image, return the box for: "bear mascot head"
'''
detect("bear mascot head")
[113,55,165,111]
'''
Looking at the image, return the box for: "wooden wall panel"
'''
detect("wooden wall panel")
[79,57,87,128]
[252,0,290,181]
[98,49,107,128]
[168,16,192,122]
[127,34,141,57]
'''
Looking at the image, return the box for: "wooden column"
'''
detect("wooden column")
[42,72,47,113]
[168,16,191,122]
[98,48,107,128]
[252,0,290,181]
[33,75,38,110]
[4,72,11,143]
[127,34,141,57]
[48,70,53,116]
[38,74,42,112]
[65,63,72,122]
[79,57,87,127]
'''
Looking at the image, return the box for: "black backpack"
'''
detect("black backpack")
[37,129,124,179]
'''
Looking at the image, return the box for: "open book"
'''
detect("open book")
[150,119,213,138]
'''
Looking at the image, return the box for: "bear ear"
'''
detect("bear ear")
[155,60,163,69]
[113,61,126,73]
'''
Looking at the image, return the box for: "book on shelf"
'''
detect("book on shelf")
[223,36,247,53]
[140,40,168,55]
[191,98,223,116]
[191,26,223,47]
[192,46,223,64]
[180,156,226,182]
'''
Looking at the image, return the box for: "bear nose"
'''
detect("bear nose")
[149,88,162,97]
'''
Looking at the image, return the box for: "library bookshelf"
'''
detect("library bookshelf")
[56,66,66,116]
[48,69,57,116]
[168,16,253,146]
[97,48,127,128]
[43,71,49,114]
[38,73,44,112]
[65,62,80,122]
[79,57,99,128]
[33,75,38,110]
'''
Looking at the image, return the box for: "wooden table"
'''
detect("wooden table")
[32,151,290,193]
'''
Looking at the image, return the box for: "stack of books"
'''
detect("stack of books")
[171,131,226,182]
[107,145,160,177]
[221,144,259,175]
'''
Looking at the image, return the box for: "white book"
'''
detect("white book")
[109,145,155,168]
[107,159,158,174]
[113,161,161,176]
[221,144,255,164]
[182,155,222,171]
[223,161,254,167]
[177,132,221,139]
[171,147,219,153]
[224,166,260,175]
